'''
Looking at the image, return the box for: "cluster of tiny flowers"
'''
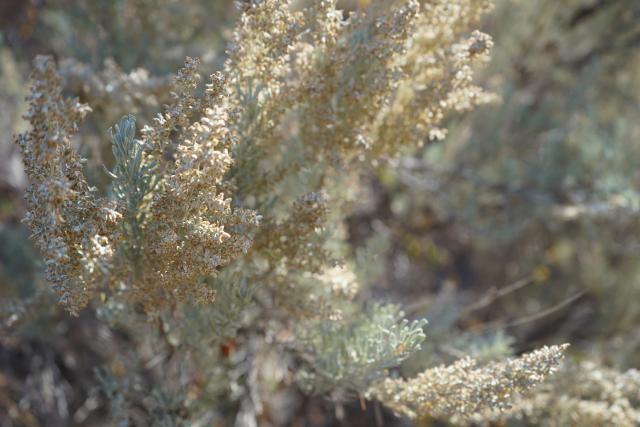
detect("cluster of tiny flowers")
[367,344,568,422]
[476,361,640,426]
[16,56,118,314]
[218,0,498,327]
[16,56,258,313]
[225,0,496,202]
[131,58,259,309]
[253,192,330,273]
[371,0,496,152]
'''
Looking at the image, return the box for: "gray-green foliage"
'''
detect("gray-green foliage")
[186,272,256,342]
[296,304,427,396]
[107,115,158,265]
[94,367,132,427]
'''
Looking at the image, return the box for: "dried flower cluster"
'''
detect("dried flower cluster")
[252,191,330,273]
[122,58,259,309]
[368,344,568,421]
[17,56,258,313]
[219,0,498,328]
[477,361,640,426]
[16,56,117,314]
[225,0,496,202]
[370,0,496,151]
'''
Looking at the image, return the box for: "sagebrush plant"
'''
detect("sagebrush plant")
[13,0,571,424]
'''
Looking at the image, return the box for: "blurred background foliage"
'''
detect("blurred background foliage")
[1,0,639,425]
[370,0,640,368]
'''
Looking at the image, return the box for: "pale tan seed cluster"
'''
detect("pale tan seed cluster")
[223,0,305,199]
[317,265,359,301]
[16,56,119,315]
[219,0,497,326]
[371,0,496,152]
[253,192,330,273]
[367,344,568,421]
[292,1,421,158]
[124,58,260,309]
[225,0,496,202]
[476,361,640,427]
[249,191,338,319]
[17,56,258,313]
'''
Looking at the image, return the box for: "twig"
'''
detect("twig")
[478,291,586,334]
[461,276,534,316]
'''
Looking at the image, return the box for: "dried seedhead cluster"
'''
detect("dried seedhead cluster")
[18,56,258,314]
[368,344,568,422]
[16,56,118,314]
[481,361,640,426]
